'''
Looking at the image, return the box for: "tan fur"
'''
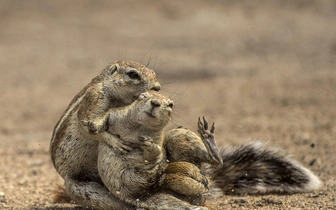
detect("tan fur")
[50,61,160,210]
[93,90,321,209]
[50,61,320,210]
[97,91,171,205]
[90,91,222,210]
[53,184,73,204]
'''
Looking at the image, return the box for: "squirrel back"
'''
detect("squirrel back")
[204,141,321,198]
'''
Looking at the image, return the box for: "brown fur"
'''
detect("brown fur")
[91,91,222,210]
[50,61,160,210]
[50,61,321,210]
[53,185,73,204]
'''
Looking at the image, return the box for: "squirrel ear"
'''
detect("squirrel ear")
[102,63,119,76]
[108,64,119,75]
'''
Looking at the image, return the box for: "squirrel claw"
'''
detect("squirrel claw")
[210,122,215,134]
[202,116,208,130]
[110,135,133,154]
[115,141,133,154]
[81,120,99,134]
[138,136,154,148]
[81,120,107,134]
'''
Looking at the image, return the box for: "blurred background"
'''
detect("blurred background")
[0,0,335,209]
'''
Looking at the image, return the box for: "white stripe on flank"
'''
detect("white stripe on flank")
[51,92,87,144]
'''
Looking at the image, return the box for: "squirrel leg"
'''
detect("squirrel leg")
[81,120,133,154]
[77,86,133,153]
[162,162,209,197]
[78,85,112,135]
[197,117,223,167]
[164,117,222,167]
[81,115,108,134]
[159,117,223,207]
[64,177,132,210]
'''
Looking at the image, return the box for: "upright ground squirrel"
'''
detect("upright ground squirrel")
[50,61,161,209]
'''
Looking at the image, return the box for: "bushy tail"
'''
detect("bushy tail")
[204,141,321,198]
[52,184,73,203]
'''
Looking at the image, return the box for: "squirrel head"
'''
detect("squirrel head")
[99,61,161,105]
[132,91,174,130]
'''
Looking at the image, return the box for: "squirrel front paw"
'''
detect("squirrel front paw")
[114,139,133,154]
[81,120,107,134]
[138,136,154,148]
[139,136,162,162]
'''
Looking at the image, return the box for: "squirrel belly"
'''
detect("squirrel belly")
[204,141,321,198]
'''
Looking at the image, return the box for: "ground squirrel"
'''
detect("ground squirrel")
[50,61,161,210]
[51,61,321,209]
[92,91,222,210]
[89,90,321,209]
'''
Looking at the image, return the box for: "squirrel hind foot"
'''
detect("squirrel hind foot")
[163,162,209,197]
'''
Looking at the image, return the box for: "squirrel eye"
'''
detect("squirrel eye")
[126,70,141,80]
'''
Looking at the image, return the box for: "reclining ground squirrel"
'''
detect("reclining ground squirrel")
[50,61,161,209]
[90,91,223,210]
[85,91,321,209]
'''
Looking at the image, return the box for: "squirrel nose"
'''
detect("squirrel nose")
[151,82,161,91]
[168,102,174,109]
[151,99,161,107]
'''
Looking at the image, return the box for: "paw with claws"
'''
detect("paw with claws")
[163,161,209,197]
[114,138,134,154]
[82,120,134,154]
[81,119,107,134]
[197,117,223,167]
[139,136,154,148]
[139,136,163,163]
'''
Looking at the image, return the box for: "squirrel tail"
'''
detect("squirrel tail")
[204,141,321,198]
[52,184,73,203]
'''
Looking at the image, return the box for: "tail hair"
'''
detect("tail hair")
[204,141,321,198]
[52,184,73,203]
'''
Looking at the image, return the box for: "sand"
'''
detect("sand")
[0,0,335,209]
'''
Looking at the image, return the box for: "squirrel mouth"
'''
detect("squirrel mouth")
[145,106,162,118]
[145,111,157,118]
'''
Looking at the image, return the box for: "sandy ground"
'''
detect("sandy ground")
[0,0,335,209]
